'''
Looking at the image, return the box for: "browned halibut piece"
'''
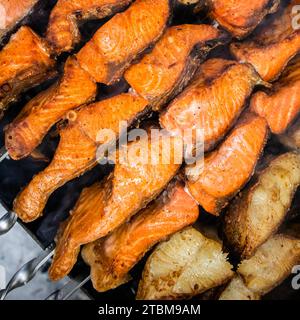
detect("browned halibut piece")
[186,113,268,216]
[250,55,300,134]
[224,152,300,259]
[204,0,280,39]
[231,0,300,81]
[5,56,97,160]
[77,0,171,84]
[81,181,199,292]
[220,235,300,300]
[160,58,263,152]
[137,227,234,300]
[125,24,228,110]
[46,0,133,53]
[278,117,300,150]
[13,93,149,223]
[48,131,182,281]
[0,0,38,41]
[0,26,55,118]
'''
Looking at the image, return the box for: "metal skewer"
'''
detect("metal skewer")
[0,243,55,300]
[0,146,9,162]
[46,275,91,300]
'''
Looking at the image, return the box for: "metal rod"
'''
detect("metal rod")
[0,243,55,300]
[46,275,91,300]
[0,146,8,162]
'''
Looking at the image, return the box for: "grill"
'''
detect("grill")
[0,0,299,300]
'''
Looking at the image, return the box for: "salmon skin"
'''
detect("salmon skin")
[46,0,133,54]
[12,93,149,223]
[278,116,300,150]
[160,58,263,153]
[0,0,38,42]
[5,56,97,161]
[81,180,199,292]
[48,131,181,281]
[77,0,171,84]
[186,113,268,216]
[250,55,300,134]
[125,24,229,110]
[224,152,300,259]
[203,0,280,39]
[0,26,55,119]
[231,0,300,81]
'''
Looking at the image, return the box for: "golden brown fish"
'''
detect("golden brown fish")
[76,0,171,84]
[251,55,300,134]
[224,152,300,259]
[125,24,229,110]
[186,112,268,215]
[46,0,133,53]
[81,181,199,292]
[0,26,55,118]
[231,0,300,81]
[160,58,264,153]
[5,56,97,160]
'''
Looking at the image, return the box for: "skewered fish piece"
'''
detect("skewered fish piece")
[137,227,234,300]
[47,130,182,281]
[13,93,148,223]
[0,0,38,42]
[81,180,199,292]
[224,152,300,259]
[5,56,97,160]
[203,0,280,39]
[278,117,300,150]
[46,0,133,54]
[251,55,300,134]
[0,26,56,119]
[231,0,300,81]
[76,0,171,84]
[125,24,228,110]
[160,58,264,152]
[186,112,268,215]
[220,234,300,300]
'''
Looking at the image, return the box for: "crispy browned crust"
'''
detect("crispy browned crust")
[223,152,300,259]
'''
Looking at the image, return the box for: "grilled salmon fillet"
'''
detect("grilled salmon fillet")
[231,0,300,81]
[278,117,300,150]
[76,0,171,84]
[204,0,280,39]
[250,55,300,134]
[137,227,234,300]
[224,152,300,259]
[160,58,263,153]
[81,181,199,292]
[125,24,228,110]
[220,235,300,300]
[186,113,268,216]
[48,131,182,281]
[46,0,133,53]
[13,93,149,223]
[0,0,38,41]
[5,56,97,160]
[0,26,55,119]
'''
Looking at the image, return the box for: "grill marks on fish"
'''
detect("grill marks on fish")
[160,58,263,152]
[5,56,97,160]
[48,132,181,281]
[46,0,133,54]
[125,24,229,110]
[231,0,300,81]
[251,55,300,134]
[12,93,148,223]
[0,0,38,41]
[0,26,56,118]
[76,0,171,84]
[186,113,268,215]
[81,181,199,292]
[224,152,300,259]
[204,0,280,39]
